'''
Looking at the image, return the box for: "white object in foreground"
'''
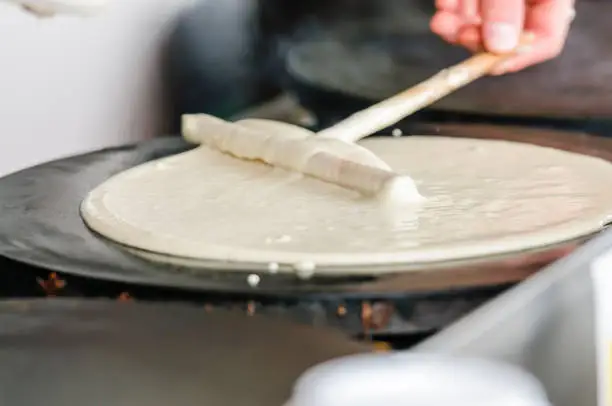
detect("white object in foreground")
[591,249,612,406]
[287,353,551,406]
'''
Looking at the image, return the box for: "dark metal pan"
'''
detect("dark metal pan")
[0,124,607,297]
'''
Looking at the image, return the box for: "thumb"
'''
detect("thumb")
[481,0,525,53]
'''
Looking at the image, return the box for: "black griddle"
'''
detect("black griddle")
[0,124,604,299]
[0,298,369,406]
[0,134,507,298]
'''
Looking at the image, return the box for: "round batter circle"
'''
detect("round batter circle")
[81,136,612,275]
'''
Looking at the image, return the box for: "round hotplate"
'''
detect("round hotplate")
[0,124,605,296]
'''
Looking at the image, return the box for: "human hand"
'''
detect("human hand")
[430,0,576,75]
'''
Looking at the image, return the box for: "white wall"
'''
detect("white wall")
[0,0,194,176]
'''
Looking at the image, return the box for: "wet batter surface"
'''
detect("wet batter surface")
[81,136,612,274]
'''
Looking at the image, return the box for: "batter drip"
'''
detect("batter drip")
[81,136,612,274]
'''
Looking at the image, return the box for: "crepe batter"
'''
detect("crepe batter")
[81,135,612,275]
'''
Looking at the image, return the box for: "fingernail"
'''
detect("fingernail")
[484,22,519,52]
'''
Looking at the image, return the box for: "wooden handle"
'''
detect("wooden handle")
[181,46,528,202]
[182,114,422,201]
[316,50,522,143]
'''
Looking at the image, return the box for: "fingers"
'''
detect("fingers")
[457,25,482,52]
[459,0,481,24]
[435,0,459,12]
[525,0,575,39]
[490,32,560,74]
[431,0,575,75]
[430,11,463,42]
[431,0,482,44]
[490,0,574,74]
[480,0,525,53]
